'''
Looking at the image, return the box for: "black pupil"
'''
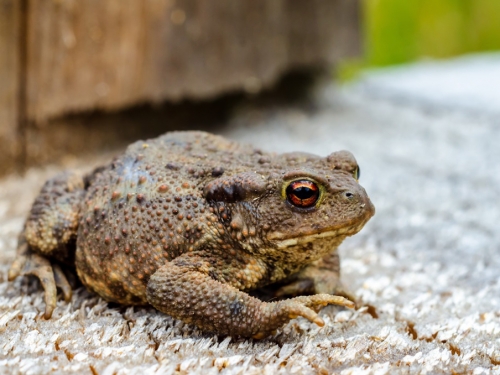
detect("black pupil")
[292,186,314,199]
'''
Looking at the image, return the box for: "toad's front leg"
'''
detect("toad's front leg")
[146,253,354,338]
[275,249,356,303]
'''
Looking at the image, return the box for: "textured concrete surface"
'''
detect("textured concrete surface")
[1,54,500,374]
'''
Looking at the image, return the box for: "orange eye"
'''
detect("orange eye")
[286,180,320,208]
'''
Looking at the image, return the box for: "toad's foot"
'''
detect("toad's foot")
[8,241,72,318]
[275,273,356,304]
[251,294,355,339]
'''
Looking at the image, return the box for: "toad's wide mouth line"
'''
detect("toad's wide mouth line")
[268,223,365,249]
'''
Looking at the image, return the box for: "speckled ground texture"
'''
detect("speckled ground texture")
[1,53,500,374]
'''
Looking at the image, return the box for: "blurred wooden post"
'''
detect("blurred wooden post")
[0,0,22,175]
[0,0,361,174]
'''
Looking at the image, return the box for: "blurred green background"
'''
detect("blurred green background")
[342,0,500,78]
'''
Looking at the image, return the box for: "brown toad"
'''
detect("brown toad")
[9,131,374,338]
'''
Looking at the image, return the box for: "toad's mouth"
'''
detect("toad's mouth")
[267,221,368,249]
[267,198,375,249]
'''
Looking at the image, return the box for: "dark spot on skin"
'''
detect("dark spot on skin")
[229,299,245,316]
[204,172,266,203]
[166,163,181,171]
[211,167,224,177]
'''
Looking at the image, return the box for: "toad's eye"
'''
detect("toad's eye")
[286,180,320,208]
[353,167,360,180]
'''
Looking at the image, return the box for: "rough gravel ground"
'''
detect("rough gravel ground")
[1,55,500,374]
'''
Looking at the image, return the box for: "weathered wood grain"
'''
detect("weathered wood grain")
[25,0,361,122]
[0,0,360,174]
[0,0,22,175]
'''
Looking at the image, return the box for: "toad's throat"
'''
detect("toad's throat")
[268,223,365,249]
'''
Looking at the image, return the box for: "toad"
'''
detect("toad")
[9,131,374,338]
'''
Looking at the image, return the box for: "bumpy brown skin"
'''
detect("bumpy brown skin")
[9,131,375,338]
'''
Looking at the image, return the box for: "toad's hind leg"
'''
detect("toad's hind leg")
[8,171,85,318]
[146,255,355,338]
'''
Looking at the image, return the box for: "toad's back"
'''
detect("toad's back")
[76,132,266,304]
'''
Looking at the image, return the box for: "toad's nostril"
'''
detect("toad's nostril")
[344,192,355,199]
